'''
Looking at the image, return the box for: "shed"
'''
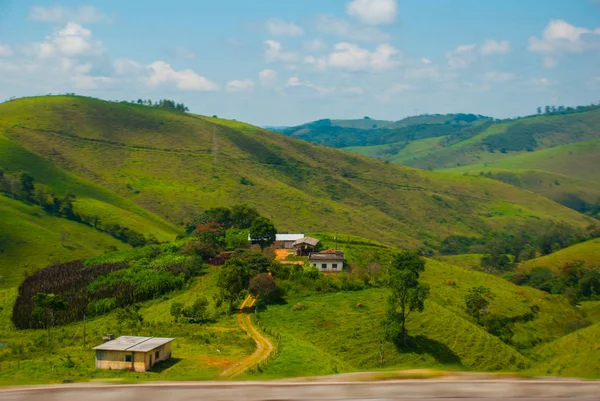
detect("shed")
[293,237,321,256]
[309,250,345,272]
[93,336,174,372]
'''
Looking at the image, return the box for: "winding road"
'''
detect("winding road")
[219,295,274,379]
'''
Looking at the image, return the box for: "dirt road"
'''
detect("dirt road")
[219,295,274,378]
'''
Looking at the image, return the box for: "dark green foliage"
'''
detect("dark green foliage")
[439,236,479,255]
[181,297,210,323]
[249,217,277,250]
[116,304,144,332]
[465,286,494,322]
[12,244,202,329]
[170,302,183,321]
[19,173,35,200]
[249,273,282,303]
[225,228,250,250]
[31,293,67,330]
[385,251,430,347]
[217,258,253,310]
[230,204,261,229]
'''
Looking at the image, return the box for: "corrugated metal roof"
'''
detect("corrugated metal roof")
[93,336,174,352]
[309,250,345,261]
[293,237,320,247]
[248,234,304,241]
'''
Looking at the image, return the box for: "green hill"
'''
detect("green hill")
[0,95,594,266]
[519,238,600,273]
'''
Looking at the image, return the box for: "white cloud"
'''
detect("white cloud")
[226,79,255,93]
[146,61,218,91]
[265,19,304,37]
[446,44,476,68]
[315,14,390,42]
[258,69,277,87]
[479,40,511,55]
[286,76,334,94]
[327,42,400,71]
[543,57,558,69]
[29,5,112,24]
[303,39,329,52]
[346,0,397,25]
[0,44,12,56]
[483,72,514,83]
[171,46,196,59]
[21,22,104,59]
[113,58,143,76]
[528,20,600,53]
[421,58,432,64]
[72,75,113,90]
[264,40,299,63]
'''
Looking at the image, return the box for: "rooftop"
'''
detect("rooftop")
[93,336,174,352]
[293,237,320,247]
[248,233,304,241]
[309,250,345,261]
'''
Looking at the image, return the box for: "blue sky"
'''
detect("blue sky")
[0,0,599,126]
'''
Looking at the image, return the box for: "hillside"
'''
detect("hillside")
[518,238,600,273]
[0,96,595,261]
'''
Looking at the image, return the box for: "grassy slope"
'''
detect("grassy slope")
[529,323,600,378]
[404,111,600,170]
[0,271,256,384]
[0,96,594,255]
[445,139,600,183]
[0,196,127,288]
[518,238,600,273]
[253,259,580,378]
[344,136,447,164]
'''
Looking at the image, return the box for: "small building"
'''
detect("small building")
[93,336,174,372]
[293,237,321,256]
[249,233,304,249]
[309,249,344,272]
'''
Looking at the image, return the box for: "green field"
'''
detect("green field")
[518,238,600,273]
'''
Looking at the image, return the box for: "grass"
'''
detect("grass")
[0,272,256,385]
[0,195,127,288]
[434,254,484,270]
[0,95,593,260]
[518,238,600,273]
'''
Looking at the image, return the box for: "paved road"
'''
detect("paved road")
[3,380,600,400]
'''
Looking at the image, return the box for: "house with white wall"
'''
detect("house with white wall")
[309,250,344,272]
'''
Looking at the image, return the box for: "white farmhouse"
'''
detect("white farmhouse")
[309,250,344,272]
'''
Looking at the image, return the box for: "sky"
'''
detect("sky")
[0,0,599,126]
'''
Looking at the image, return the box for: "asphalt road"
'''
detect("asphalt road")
[2,380,600,400]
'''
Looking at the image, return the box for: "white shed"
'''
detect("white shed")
[309,250,344,272]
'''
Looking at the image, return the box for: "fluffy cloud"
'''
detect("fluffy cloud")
[327,42,400,71]
[226,79,255,92]
[265,19,304,37]
[286,76,334,94]
[29,5,112,24]
[528,20,600,53]
[146,61,218,91]
[346,0,397,25]
[530,77,559,87]
[0,44,12,56]
[264,40,299,63]
[446,44,476,68]
[113,58,143,76]
[259,69,278,86]
[315,14,390,42]
[387,83,414,94]
[421,58,432,64]
[20,22,104,60]
[543,57,558,69]
[479,40,511,55]
[303,39,329,52]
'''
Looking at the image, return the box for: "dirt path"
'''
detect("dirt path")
[219,295,274,379]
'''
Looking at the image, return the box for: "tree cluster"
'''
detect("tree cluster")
[126,98,189,112]
[0,170,150,247]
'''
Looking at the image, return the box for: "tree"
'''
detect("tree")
[230,204,260,229]
[216,259,251,310]
[249,273,281,303]
[19,173,35,200]
[249,217,277,250]
[544,105,551,114]
[170,302,183,322]
[465,286,494,322]
[536,106,542,115]
[182,297,209,322]
[385,251,430,347]
[116,304,144,333]
[31,293,67,334]
[193,221,226,249]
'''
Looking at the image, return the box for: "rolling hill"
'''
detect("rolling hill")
[518,238,600,273]
[1,97,595,246]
